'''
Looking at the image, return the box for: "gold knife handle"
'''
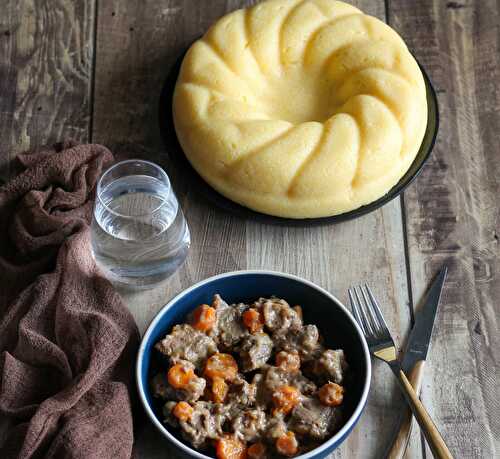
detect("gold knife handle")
[392,368,453,459]
[386,360,426,459]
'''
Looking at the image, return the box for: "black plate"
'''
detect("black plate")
[159,47,439,226]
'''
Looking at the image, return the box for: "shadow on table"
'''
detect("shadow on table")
[135,424,189,459]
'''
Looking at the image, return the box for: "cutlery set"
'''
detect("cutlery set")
[349,267,452,459]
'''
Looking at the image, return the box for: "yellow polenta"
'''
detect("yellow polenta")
[173,0,427,218]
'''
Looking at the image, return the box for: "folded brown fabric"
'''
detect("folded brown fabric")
[0,141,140,459]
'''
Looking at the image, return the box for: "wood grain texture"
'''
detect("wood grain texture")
[0,0,95,182]
[388,0,500,457]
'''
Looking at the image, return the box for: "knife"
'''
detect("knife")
[386,265,448,459]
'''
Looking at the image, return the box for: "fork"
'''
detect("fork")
[349,285,453,459]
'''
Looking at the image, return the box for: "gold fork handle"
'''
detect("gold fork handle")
[394,368,454,459]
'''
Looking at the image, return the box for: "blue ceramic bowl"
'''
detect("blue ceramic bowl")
[137,271,371,459]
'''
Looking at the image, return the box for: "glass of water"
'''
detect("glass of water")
[91,160,190,288]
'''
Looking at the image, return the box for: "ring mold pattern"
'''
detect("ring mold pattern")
[173,0,428,218]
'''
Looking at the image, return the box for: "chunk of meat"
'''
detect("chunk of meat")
[251,365,315,407]
[232,408,267,442]
[274,324,323,360]
[151,367,206,402]
[155,324,218,369]
[258,298,302,334]
[313,349,348,384]
[164,401,229,448]
[186,377,207,402]
[292,305,303,321]
[210,299,248,348]
[276,431,298,457]
[239,332,273,372]
[289,397,342,440]
[227,375,258,406]
[216,435,247,459]
[163,400,177,417]
[211,293,229,310]
[251,372,268,407]
[264,366,316,397]
[265,414,287,440]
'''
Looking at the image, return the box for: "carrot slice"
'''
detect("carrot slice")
[242,308,264,334]
[167,363,194,389]
[204,353,238,381]
[172,401,193,421]
[272,385,300,415]
[318,382,344,406]
[211,376,229,403]
[192,304,216,332]
[276,431,298,457]
[216,435,247,459]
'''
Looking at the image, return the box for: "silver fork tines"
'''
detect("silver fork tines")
[348,284,396,362]
[364,284,391,333]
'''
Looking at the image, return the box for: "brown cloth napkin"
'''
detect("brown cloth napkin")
[0,141,140,459]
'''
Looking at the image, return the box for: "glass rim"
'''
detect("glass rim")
[96,159,174,219]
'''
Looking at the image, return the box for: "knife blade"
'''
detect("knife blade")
[401,265,448,374]
[386,265,448,459]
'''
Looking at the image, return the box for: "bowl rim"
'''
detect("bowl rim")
[136,270,372,459]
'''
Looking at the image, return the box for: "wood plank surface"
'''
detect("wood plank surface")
[388,0,500,457]
[0,0,95,179]
[92,1,414,458]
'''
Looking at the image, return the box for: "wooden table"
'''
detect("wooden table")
[0,1,498,457]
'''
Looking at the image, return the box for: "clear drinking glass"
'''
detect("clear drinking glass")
[91,160,190,288]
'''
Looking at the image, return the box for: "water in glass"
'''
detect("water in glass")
[91,160,190,288]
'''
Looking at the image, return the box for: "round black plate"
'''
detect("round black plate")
[159,47,439,226]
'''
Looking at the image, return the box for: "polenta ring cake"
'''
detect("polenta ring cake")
[172,0,428,218]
